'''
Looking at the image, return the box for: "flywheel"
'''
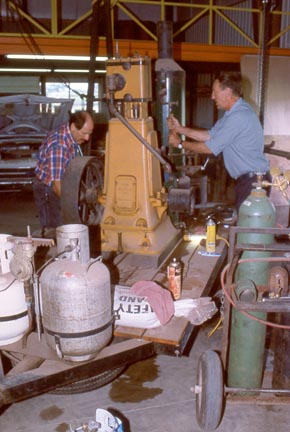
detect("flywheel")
[61,156,104,225]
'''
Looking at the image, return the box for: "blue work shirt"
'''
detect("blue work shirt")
[205,98,270,179]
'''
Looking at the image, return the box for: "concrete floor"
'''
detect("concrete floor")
[1,191,290,432]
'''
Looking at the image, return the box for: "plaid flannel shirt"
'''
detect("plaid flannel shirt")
[35,122,80,186]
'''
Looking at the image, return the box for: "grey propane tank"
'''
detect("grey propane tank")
[40,258,112,362]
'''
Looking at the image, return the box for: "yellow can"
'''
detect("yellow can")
[206,219,216,253]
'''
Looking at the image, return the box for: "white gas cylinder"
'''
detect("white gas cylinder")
[0,234,29,345]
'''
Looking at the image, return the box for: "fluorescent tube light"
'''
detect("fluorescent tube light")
[0,67,106,73]
[6,54,108,61]
[0,68,52,72]
[54,69,106,73]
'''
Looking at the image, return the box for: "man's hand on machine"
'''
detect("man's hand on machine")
[167,114,182,132]
[168,131,181,148]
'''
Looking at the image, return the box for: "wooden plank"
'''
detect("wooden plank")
[115,238,227,300]
[6,356,44,377]
[181,240,227,298]
[143,316,190,345]
[112,239,227,348]
[114,326,146,339]
[114,317,191,347]
[114,317,189,346]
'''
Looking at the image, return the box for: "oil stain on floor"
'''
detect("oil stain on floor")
[110,357,162,402]
[39,405,63,420]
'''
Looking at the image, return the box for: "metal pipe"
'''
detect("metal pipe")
[225,386,290,394]
[33,274,42,341]
[21,280,34,348]
[157,21,173,59]
[108,102,172,173]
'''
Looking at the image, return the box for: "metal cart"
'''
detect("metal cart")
[195,226,290,431]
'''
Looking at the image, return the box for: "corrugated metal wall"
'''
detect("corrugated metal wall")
[184,0,255,45]
[193,73,214,128]
[215,1,255,46]
[280,0,290,48]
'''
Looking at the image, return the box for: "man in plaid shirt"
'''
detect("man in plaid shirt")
[33,110,94,236]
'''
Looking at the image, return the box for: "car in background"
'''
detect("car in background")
[0,94,74,191]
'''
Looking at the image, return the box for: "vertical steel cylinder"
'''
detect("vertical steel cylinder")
[157,21,173,59]
[154,22,185,155]
[227,188,276,389]
[56,224,90,265]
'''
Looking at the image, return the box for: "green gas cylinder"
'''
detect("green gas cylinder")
[227,188,276,389]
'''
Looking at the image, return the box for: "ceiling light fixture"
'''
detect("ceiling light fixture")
[54,69,106,73]
[0,68,52,72]
[0,67,106,74]
[6,54,108,61]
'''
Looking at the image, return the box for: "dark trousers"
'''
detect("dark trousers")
[33,177,63,229]
[235,172,272,211]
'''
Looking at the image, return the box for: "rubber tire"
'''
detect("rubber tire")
[195,350,224,431]
[5,350,126,396]
[51,365,126,395]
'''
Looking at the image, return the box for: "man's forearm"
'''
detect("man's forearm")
[182,140,212,154]
[178,125,210,142]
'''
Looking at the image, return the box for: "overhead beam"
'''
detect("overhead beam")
[1,37,290,64]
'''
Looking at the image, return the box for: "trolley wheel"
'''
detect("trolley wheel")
[61,156,104,225]
[195,350,224,431]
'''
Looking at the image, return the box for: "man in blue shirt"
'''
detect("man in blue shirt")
[167,71,271,210]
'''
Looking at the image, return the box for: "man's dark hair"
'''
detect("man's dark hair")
[68,111,92,130]
[215,71,242,97]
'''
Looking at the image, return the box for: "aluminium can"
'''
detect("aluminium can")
[167,257,182,300]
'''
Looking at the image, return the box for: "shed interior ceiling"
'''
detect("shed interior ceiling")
[0,0,289,65]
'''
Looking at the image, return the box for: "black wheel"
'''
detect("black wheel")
[61,156,104,225]
[195,350,224,431]
[51,366,126,395]
[4,350,127,395]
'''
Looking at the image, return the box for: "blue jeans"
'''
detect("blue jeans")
[33,177,63,230]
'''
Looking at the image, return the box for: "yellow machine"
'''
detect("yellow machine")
[61,54,194,264]
[100,55,181,262]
